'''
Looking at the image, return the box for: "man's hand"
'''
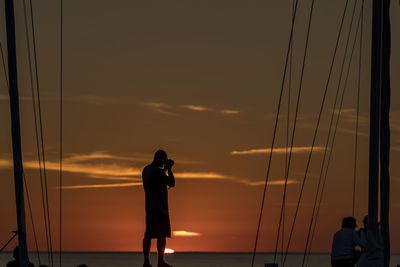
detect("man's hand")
[164,159,175,187]
[165,159,174,169]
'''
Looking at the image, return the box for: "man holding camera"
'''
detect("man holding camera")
[142,149,175,267]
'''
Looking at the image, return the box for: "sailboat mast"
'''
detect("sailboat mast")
[378,0,391,265]
[5,0,30,266]
[368,0,390,266]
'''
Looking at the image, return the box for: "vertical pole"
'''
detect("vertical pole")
[369,0,391,266]
[368,0,382,265]
[368,0,381,240]
[5,0,30,266]
[380,0,391,266]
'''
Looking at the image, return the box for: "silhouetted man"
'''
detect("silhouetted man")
[142,150,175,267]
[7,246,35,267]
[331,217,365,267]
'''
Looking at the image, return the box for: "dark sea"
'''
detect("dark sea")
[1,252,399,267]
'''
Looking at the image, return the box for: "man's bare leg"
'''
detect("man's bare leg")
[157,237,172,266]
[143,236,151,266]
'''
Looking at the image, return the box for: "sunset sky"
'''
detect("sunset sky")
[1,0,400,254]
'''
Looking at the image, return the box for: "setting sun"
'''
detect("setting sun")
[164,248,175,254]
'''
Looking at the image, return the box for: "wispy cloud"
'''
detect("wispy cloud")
[221,109,240,115]
[0,153,300,190]
[230,146,326,155]
[144,101,240,118]
[236,179,300,186]
[175,172,230,180]
[182,105,212,112]
[87,175,141,181]
[66,151,203,165]
[0,157,226,180]
[144,102,178,116]
[173,230,202,237]
[65,151,150,163]
[0,159,11,168]
[25,160,142,177]
[61,182,142,190]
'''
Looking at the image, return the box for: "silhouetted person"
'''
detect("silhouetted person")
[331,217,365,267]
[357,215,368,267]
[7,246,34,267]
[142,150,175,267]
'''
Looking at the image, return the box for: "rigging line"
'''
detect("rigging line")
[0,42,9,85]
[250,0,301,266]
[304,2,364,265]
[0,232,18,253]
[1,31,42,267]
[302,1,362,265]
[29,0,54,265]
[23,172,41,264]
[301,1,362,265]
[2,8,43,261]
[275,0,295,263]
[281,0,355,264]
[59,0,64,266]
[304,0,363,260]
[352,0,363,218]
[264,0,315,265]
[304,19,363,267]
[273,0,317,264]
[270,0,317,264]
[22,0,52,263]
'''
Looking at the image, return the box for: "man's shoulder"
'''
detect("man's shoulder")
[337,228,357,237]
[143,164,165,179]
[143,164,152,171]
[143,164,157,174]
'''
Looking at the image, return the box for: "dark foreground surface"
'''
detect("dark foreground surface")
[1,252,399,266]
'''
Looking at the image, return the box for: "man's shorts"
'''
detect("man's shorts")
[145,212,171,238]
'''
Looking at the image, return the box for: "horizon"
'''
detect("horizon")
[1,0,400,257]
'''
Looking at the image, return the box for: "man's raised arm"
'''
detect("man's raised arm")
[164,159,175,188]
[167,168,175,188]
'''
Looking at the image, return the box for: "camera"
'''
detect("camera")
[165,159,174,168]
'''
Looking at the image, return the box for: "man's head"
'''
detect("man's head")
[342,217,357,229]
[362,215,368,227]
[153,149,168,167]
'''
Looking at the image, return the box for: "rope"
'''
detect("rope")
[304,2,364,265]
[28,0,54,265]
[1,16,41,263]
[250,0,301,265]
[263,0,317,264]
[23,172,41,264]
[59,0,64,266]
[299,1,361,265]
[352,0,363,218]
[0,232,18,253]
[274,0,295,263]
[0,42,8,85]
[22,0,51,263]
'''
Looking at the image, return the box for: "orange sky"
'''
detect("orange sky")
[1,0,400,254]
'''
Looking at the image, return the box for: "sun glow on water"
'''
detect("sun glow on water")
[164,248,175,254]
